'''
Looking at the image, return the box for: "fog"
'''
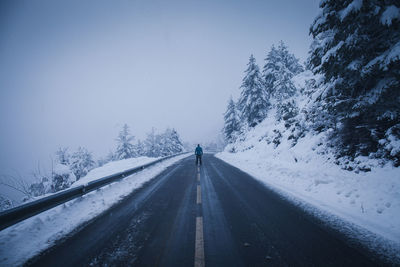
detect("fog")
[0,0,320,187]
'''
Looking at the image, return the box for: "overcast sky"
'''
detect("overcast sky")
[0,0,320,187]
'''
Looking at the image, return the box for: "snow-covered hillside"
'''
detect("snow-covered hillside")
[219,61,400,259]
[217,116,400,242]
[220,2,400,256]
[219,66,400,252]
[0,154,189,266]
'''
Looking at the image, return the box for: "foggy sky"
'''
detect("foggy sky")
[0,0,320,186]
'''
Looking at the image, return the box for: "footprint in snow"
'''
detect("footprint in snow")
[376,207,384,214]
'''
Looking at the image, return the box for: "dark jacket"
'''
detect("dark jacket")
[195,146,203,156]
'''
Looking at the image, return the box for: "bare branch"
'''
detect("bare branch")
[0,181,29,196]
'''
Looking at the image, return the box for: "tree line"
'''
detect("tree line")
[224,1,400,167]
[224,42,303,144]
[10,125,184,202]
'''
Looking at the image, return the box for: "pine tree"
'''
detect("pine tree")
[134,140,146,156]
[143,128,183,157]
[309,0,400,161]
[262,42,303,125]
[167,128,184,154]
[158,130,170,157]
[223,97,241,142]
[144,128,160,157]
[238,55,269,127]
[115,124,136,160]
[263,41,303,101]
[70,147,95,180]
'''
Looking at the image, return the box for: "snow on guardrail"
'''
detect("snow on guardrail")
[0,153,189,231]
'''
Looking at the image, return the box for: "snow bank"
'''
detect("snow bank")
[73,156,157,186]
[217,123,400,260]
[0,154,189,266]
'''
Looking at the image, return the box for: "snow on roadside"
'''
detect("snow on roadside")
[73,156,157,186]
[0,154,189,266]
[216,141,400,261]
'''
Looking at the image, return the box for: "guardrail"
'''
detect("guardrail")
[0,152,190,231]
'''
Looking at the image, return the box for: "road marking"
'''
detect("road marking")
[194,216,205,267]
[197,185,201,204]
[195,165,204,266]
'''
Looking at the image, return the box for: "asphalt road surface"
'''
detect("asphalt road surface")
[27,154,385,266]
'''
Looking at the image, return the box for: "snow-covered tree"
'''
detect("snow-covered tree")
[115,124,136,160]
[70,147,95,180]
[134,140,146,157]
[52,147,76,192]
[223,97,241,142]
[164,128,184,155]
[29,171,52,197]
[52,162,76,192]
[143,128,184,157]
[309,0,400,161]
[263,42,304,124]
[144,128,161,157]
[160,128,183,156]
[238,55,270,127]
[263,42,303,101]
[157,130,170,157]
[56,147,70,165]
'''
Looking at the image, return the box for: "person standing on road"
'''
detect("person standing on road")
[195,144,203,165]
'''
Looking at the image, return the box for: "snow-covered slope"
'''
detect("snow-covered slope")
[0,154,189,266]
[217,109,400,260]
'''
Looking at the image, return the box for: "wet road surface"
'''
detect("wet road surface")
[28,154,384,266]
